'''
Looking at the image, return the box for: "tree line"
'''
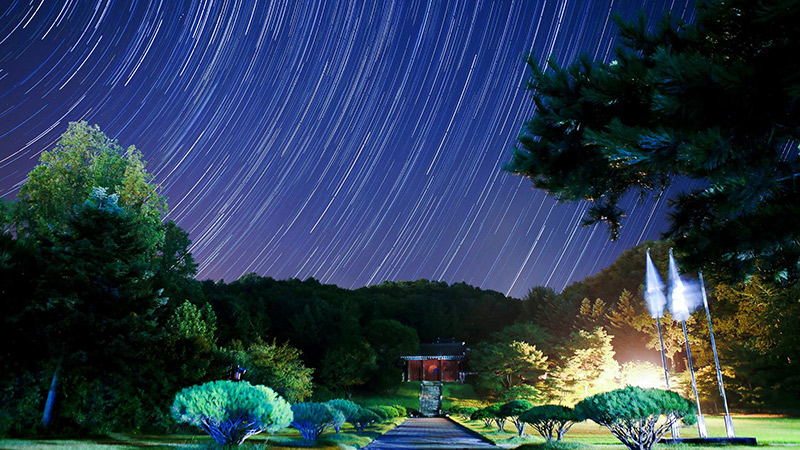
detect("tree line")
[1,119,797,437]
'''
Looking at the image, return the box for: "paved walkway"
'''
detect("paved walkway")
[364,417,496,450]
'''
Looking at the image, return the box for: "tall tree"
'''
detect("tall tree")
[18,121,166,246]
[555,328,620,405]
[507,0,800,283]
[8,122,170,429]
[471,340,548,401]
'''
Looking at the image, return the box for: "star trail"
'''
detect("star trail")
[0,0,694,298]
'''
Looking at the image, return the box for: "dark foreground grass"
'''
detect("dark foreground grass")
[0,418,404,450]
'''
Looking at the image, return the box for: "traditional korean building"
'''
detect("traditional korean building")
[401,338,468,382]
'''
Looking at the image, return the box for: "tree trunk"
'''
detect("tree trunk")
[42,357,62,427]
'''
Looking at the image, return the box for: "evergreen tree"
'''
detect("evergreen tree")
[507,0,800,283]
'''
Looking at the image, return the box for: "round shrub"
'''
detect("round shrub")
[349,407,380,431]
[470,407,496,428]
[499,399,535,436]
[367,405,398,422]
[392,405,408,417]
[519,405,578,441]
[171,380,292,446]
[290,402,337,441]
[575,386,695,450]
[326,399,361,432]
[457,406,478,420]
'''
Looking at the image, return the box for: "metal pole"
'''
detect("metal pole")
[657,318,681,438]
[682,321,707,438]
[699,271,735,437]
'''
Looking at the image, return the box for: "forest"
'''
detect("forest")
[1,126,797,437]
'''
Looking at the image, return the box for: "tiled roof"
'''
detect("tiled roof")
[415,342,466,357]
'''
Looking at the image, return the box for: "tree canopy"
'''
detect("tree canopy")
[507,0,800,283]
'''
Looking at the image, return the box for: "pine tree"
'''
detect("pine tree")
[507,0,800,283]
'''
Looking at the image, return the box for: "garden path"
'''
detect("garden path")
[364,417,496,449]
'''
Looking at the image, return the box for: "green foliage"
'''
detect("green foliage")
[217,339,313,403]
[519,405,578,441]
[574,386,695,450]
[167,301,217,345]
[507,0,800,283]
[325,399,360,432]
[321,341,376,398]
[710,277,800,407]
[471,340,548,400]
[391,405,407,417]
[364,319,419,391]
[18,121,165,248]
[470,407,496,428]
[367,405,399,422]
[348,407,379,431]
[556,328,620,405]
[499,399,535,436]
[289,402,337,441]
[171,380,292,446]
[482,404,506,432]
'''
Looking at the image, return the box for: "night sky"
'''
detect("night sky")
[0,0,695,298]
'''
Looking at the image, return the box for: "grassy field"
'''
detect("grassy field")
[2,383,797,450]
[0,418,403,450]
[453,415,800,449]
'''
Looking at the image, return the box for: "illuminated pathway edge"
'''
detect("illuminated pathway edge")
[364,417,496,449]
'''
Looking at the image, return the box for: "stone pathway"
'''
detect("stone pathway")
[364,417,496,450]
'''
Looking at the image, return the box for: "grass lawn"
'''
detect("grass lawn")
[0,418,404,450]
[452,415,800,449]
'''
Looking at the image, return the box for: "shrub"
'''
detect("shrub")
[349,407,380,431]
[367,405,399,422]
[499,399,535,436]
[574,386,695,450]
[486,404,506,432]
[519,405,578,441]
[326,399,361,432]
[290,402,336,441]
[458,406,478,421]
[392,405,408,417]
[171,380,292,446]
[470,407,495,428]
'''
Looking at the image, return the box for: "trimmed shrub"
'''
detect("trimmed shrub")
[486,404,506,432]
[392,405,408,417]
[368,405,398,422]
[575,386,695,450]
[499,399,535,436]
[470,407,495,428]
[326,399,361,432]
[458,406,478,421]
[171,380,292,446]
[290,402,336,441]
[349,407,380,431]
[519,405,578,441]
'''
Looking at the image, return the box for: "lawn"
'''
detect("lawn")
[452,415,800,449]
[0,418,404,450]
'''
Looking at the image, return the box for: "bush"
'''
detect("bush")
[349,407,380,431]
[574,386,695,450]
[171,380,292,446]
[519,405,578,441]
[367,405,398,422]
[290,402,337,441]
[457,406,478,421]
[485,404,506,432]
[499,399,535,436]
[326,399,361,432]
[392,404,408,417]
[470,407,495,428]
